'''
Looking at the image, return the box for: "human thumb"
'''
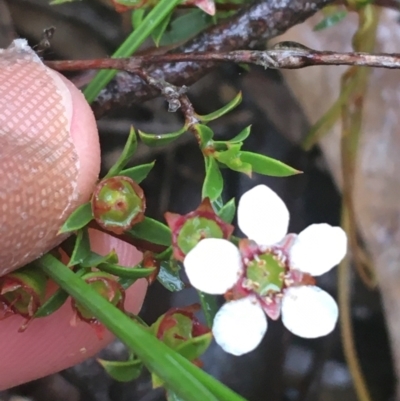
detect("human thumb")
[0,39,100,276]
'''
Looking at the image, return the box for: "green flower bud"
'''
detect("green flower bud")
[92,176,146,234]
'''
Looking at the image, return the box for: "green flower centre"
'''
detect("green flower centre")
[177,216,224,256]
[245,252,285,296]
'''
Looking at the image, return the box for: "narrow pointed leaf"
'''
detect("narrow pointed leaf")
[81,250,119,268]
[216,146,252,176]
[98,358,143,382]
[139,128,185,147]
[228,125,252,143]
[105,127,138,178]
[202,157,223,201]
[240,151,302,177]
[197,291,218,327]
[128,217,172,246]
[152,12,173,46]
[120,161,155,183]
[59,202,93,234]
[131,8,146,29]
[97,263,155,279]
[160,9,211,46]
[217,198,236,224]
[314,10,347,31]
[68,229,91,267]
[176,333,213,361]
[158,260,185,292]
[34,287,69,318]
[194,124,214,149]
[198,92,242,122]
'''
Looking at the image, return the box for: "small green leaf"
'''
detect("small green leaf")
[155,246,173,260]
[132,8,146,30]
[58,202,93,234]
[211,196,223,213]
[128,217,172,246]
[197,291,218,327]
[227,125,252,143]
[119,161,155,184]
[34,288,69,318]
[217,198,236,224]
[68,229,91,267]
[176,333,213,361]
[215,146,252,176]
[152,12,172,46]
[98,358,143,382]
[139,128,185,147]
[105,127,138,178]
[240,151,302,177]
[159,9,212,46]
[194,124,214,149]
[202,157,223,201]
[97,263,155,279]
[80,250,119,268]
[198,92,242,122]
[313,10,347,31]
[158,260,185,292]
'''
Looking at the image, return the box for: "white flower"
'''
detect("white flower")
[212,296,267,356]
[183,185,347,356]
[184,238,242,294]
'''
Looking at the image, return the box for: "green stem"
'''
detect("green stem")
[37,254,247,401]
[338,209,372,401]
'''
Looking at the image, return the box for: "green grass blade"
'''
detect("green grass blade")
[84,0,182,103]
[38,254,248,401]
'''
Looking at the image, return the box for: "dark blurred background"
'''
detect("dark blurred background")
[0,1,394,400]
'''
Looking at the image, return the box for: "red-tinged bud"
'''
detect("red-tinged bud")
[71,272,125,339]
[165,198,234,261]
[0,268,47,329]
[152,304,210,345]
[150,304,211,389]
[92,176,146,235]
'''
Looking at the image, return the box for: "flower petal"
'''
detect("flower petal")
[212,296,267,356]
[289,224,347,276]
[183,238,242,294]
[237,185,289,246]
[281,286,338,338]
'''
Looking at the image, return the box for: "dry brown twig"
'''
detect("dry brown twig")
[46,42,400,73]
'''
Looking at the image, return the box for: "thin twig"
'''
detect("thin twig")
[46,43,400,75]
[134,70,199,128]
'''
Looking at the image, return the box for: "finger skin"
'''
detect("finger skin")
[0,230,147,391]
[0,42,147,390]
[0,41,100,275]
